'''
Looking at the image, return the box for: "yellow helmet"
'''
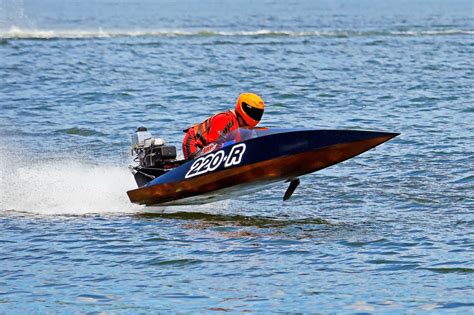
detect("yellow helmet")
[235,93,264,127]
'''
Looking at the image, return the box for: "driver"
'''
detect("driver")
[182,93,264,160]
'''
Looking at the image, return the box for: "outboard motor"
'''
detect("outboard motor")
[131,126,177,167]
[130,127,180,187]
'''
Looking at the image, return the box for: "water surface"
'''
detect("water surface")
[1,0,473,312]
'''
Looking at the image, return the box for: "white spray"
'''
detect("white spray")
[0,147,143,215]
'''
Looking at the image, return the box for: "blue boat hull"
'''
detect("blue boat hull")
[127,129,398,206]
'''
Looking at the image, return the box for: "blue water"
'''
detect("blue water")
[1,0,473,312]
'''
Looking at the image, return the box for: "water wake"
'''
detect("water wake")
[0,150,141,215]
[1,26,472,39]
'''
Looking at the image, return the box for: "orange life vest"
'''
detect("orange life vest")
[184,110,239,148]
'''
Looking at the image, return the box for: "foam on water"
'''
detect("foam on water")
[0,149,142,215]
[1,26,473,39]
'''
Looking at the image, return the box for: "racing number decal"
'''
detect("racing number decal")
[208,150,225,171]
[185,143,246,179]
[224,143,246,167]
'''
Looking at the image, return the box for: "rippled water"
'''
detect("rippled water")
[1,0,473,312]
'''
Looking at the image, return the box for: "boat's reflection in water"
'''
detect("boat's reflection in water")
[135,211,331,228]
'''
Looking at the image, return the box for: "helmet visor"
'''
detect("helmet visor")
[242,102,264,121]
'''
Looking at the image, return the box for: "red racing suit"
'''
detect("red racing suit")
[182,110,239,160]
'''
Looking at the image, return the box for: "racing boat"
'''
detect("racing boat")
[126,127,398,206]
